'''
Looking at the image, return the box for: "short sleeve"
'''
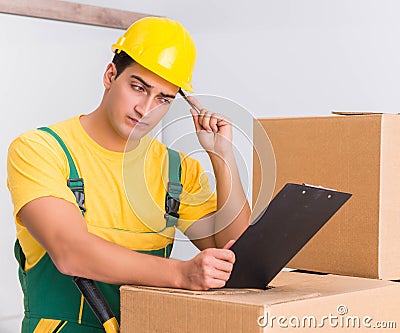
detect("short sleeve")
[7,130,78,218]
[176,154,217,233]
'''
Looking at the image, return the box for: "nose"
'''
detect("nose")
[134,96,154,118]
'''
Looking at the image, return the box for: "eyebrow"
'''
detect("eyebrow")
[160,92,176,99]
[130,75,176,100]
[130,75,152,88]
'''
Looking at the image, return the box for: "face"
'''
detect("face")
[103,62,179,143]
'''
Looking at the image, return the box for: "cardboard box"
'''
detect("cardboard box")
[120,271,400,332]
[253,114,400,280]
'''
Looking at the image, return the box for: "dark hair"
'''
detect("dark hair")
[112,51,136,79]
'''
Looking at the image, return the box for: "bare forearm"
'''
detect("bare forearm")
[209,150,251,247]
[52,231,183,287]
[21,197,183,287]
[20,195,236,291]
[55,230,238,290]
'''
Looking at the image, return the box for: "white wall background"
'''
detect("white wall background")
[0,13,124,331]
[1,1,400,331]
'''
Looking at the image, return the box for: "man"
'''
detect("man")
[7,17,250,332]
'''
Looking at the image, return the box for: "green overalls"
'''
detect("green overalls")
[14,127,182,332]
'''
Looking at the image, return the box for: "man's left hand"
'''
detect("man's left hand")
[188,96,232,156]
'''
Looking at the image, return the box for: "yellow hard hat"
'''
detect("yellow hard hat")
[112,17,196,92]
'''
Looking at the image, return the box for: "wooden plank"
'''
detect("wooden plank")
[0,0,153,30]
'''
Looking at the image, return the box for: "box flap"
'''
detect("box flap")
[122,271,398,307]
[121,283,321,306]
[121,285,262,295]
[331,111,383,116]
[270,270,396,291]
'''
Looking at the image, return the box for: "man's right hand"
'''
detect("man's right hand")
[179,243,235,290]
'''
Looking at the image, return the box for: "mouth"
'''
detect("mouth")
[127,115,148,127]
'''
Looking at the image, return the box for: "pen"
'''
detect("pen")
[178,89,202,114]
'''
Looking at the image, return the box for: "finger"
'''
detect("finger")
[214,114,232,128]
[209,115,219,132]
[187,96,204,112]
[189,107,201,132]
[200,111,213,132]
[213,258,233,273]
[209,267,231,282]
[187,96,211,131]
[207,278,227,289]
[223,239,235,250]
[209,248,235,263]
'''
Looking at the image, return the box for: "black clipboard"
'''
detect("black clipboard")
[225,183,351,289]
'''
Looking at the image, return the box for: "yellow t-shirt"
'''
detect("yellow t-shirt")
[7,116,217,270]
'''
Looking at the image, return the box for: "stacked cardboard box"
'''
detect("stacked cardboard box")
[253,113,400,280]
[120,113,400,332]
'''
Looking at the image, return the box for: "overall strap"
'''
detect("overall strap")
[37,127,118,332]
[164,148,182,228]
[15,127,87,271]
[38,127,86,215]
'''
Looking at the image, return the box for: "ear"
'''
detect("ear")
[103,63,117,89]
